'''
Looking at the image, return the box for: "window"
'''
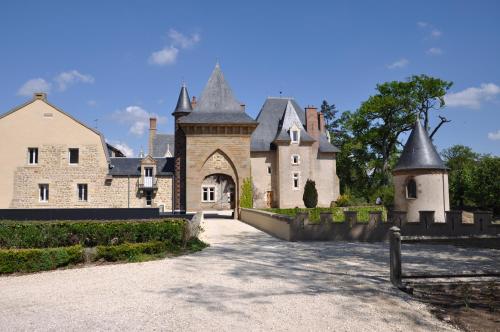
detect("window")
[39,184,49,202]
[69,148,79,164]
[78,184,88,201]
[144,167,153,177]
[291,154,300,165]
[406,179,417,199]
[28,148,38,164]
[145,191,152,206]
[291,130,300,143]
[267,166,272,175]
[202,186,216,202]
[292,172,300,190]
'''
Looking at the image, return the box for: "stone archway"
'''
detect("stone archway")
[200,174,236,210]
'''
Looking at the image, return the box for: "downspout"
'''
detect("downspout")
[127,175,130,208]
[442,172,446,221]
[172,173,175,214]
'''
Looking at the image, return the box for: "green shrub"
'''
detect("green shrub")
[240,177,253,208]
[263,206,387,223]
[335,194,351,207]
[96,241,169,262]
[368,185,394,207]
[0,219,185,249]
[0,245,83,274]
[303,179,318,208]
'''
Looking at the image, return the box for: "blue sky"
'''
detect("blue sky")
[1,0,499,157]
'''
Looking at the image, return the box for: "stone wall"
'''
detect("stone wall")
[10,143,173,209]
[239,208,500,242]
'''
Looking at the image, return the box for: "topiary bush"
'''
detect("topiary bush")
[240,177,253,208]
[96,241,169,262]
[0,245,84,274]
[303,179,318,208]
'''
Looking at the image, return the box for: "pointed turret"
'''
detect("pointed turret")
[172,84,192,115]
[394,120,447,171]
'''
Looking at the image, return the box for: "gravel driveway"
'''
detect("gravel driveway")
[1,218,497,331]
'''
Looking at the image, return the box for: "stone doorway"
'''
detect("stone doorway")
[201,174,236,211]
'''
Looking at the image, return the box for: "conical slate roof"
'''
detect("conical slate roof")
[173,84,192,114]
[195,63,243,113]
[178,63,257,124]
[393,120,447,171]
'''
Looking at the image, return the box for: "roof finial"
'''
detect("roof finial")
[215,58,220,69]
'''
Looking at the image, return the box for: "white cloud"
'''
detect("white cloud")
[111,141,135,157]
[55,70,94,91]
[387,58,409,69]
[426,47,443,55]
[445,83,500,109]
[488,130,500,141]
[112,105,166,136]
[168,29,200,49]
[417,21,429,28]
[17,78,52,97]
[87,100,97,107]
[430,29,442,38]
[417,21,442,39]
[149,46,179,66]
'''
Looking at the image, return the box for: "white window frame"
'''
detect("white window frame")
[201,185,216,202]
[291,130,300,144]
[28,147,38,165]
[39,184,49,202]
[77,184,88,202]
[292,172,300,190]
[267,165,272,175]
[291,154,300,165]
[69,148,79,165]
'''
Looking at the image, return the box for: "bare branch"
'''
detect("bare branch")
[429,115,451,139]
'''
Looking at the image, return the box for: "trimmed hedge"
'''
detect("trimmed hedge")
[264,206,387,223]
[0,219,185,249]
[96,241,169,262]
[0,245,84,274]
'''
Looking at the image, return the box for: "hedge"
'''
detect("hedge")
[96,241,169,262]
[0,245,84,274]
[263,206,387,223]
[0,219,186,249]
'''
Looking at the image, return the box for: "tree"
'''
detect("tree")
[441,145,478,209]
[469,156,500,215]
[409,74,453,134]
[240,177,253,208]
[320,100,342,146]
[303,179,318,208]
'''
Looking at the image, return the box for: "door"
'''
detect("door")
[144,167,153,187]
[266,191,273,208]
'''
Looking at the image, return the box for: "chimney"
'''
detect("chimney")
[240,104,246,111]
[191,96,197,109]
[305,105,319,138]
[34,92,47,101]
[318,112,326,134]
[148,117,157,156]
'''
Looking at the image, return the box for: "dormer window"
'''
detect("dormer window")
[291,130,300,143]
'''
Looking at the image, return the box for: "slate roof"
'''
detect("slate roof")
[272,100,315,144]
[173,84,192,114]
[393,120,447,171]
[152,134,174,157]
[250,97,339,153]
[178,64,257,125]
[109,157,174,176]
[106,143,125,157]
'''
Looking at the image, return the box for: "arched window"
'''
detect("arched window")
[406,178,417,199]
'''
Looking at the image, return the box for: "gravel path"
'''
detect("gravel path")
[1,218,497,331]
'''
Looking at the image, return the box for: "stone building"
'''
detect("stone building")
[1,64,340,211]
[393,120,450,222]
[0,93,173,210]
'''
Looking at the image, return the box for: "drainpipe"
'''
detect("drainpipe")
[171,174,175,214]
[127,175,130,208]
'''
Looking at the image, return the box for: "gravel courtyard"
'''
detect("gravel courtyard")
[1,218,498,331]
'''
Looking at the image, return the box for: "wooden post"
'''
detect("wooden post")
[390,226,402,287]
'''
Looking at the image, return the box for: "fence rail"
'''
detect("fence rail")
[389,226,500,293]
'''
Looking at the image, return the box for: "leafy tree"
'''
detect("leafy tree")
[441,145,478,209]
[320,100,342,146]
[303,179,318,208]
[239,177,253,208]
[469,156,500,214]
[409,74,453,134]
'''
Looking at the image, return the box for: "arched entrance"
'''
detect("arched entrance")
[200,174,236,210]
